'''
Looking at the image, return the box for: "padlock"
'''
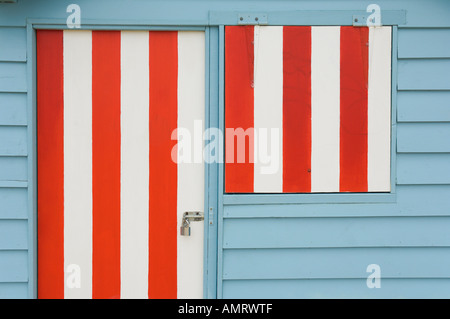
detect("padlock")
[180,220,191,236]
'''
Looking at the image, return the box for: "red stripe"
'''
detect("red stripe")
[37,30,64,299]
[225,26,255,193]
[340,26,369,192]
[92,31,121,299]
[283,26,312,193]
[148,31,178,299]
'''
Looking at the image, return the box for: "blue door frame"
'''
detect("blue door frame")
[27,21,220,299]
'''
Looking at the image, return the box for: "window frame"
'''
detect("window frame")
[216,16,400,205]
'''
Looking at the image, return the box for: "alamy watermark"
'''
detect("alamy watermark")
[66,4,81,29]
[66,264,81,289]
[366,264,381,289]
[171,120,281,175]
[366,4,382,27]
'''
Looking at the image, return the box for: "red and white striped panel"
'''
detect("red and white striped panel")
[225,26,392,193]
[37,30,205,299]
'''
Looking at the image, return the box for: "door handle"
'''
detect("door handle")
[180,211,204,236]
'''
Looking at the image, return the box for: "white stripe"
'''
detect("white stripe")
[120,31,149,298]
[177,31,205,299]
[311,26,341,193]
[368,26,392,192]
[63,30,93,299]
[253,26,283,193]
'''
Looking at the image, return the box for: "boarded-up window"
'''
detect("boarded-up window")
[225,26,392,193]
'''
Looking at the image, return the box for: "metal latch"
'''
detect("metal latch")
[180,211,204,236]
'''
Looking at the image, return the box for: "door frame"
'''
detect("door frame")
[27,20,219,299]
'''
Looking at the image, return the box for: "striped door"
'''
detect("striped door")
[225,26,392,193]
[37,30,205,299]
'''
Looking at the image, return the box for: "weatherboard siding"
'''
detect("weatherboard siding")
[0,18,29,299]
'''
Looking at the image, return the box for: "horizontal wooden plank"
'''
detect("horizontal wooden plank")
[398,28,450,58]
[224,185,450,218]
[0,3,402,26]
[0,188,28,219]
[223,193,395,205]
[0,93,27,125]
[223,216,450,249]
[398,59,450,90]
[0,156,27,181]
[0,62,27,92]
[397,91,450,122]
[3,0,449,27]
[0,181,27,188]
[0,27,26,62]
[0,220,27,250]
[0,282,27,299]
[397,122,450,153]
[0,126,27,156]
[223,247,450,280]
[0,250,27,282]
[397,153,450,184]
[222,278,450,299]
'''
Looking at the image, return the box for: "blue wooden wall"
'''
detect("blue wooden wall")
[0,0,449,298]
[0,18,30,297]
